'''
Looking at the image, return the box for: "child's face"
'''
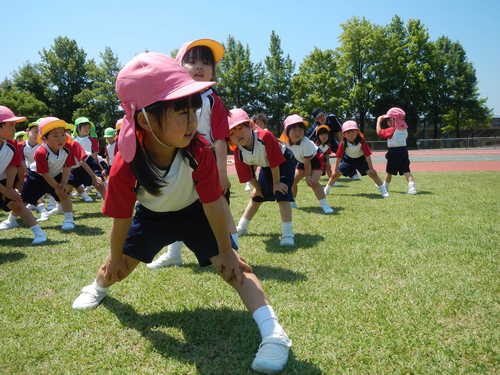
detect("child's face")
[388,118,395,127]
[105,136,115,144]
[28,126,39,140]
[182,57,213,82]
[78,124,90,137]
[255,119,266,129]
[344,129,359,142]
[316,113,326,124]
[44,128,67,151]
[229,123,252,147]
[288,125,305,144]
[318,132,329,144]
[0,122,16,140]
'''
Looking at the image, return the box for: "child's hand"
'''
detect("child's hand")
[251,187,264,199]
[3,188,22,202]
[212,249,252,285]
[103,255,130,283]
[63,184,73,195]
[219,175,231,194]
[273,182,288,195]
[55,185,68,200]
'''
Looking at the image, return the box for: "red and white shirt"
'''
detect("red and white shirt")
[30,143,75,177]
[288,137,318,164]
[0,140,21,180]
[336,139,372,159]
[234,128,286,183]
[74,136,99,155]
[17,141,41,166]
[196,90,229,145]
[378,128,408,148]
[67,140,88,169]
[103,135,223,218]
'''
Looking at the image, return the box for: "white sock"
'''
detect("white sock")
[30,224,43,235]
[64,212,74,222]
[7,213,18,224]
[167,241,183,258]
[230,232,239,248]
[319,198,329,207]
[253,305,285,339]
[238,217,250,230]
[281,222,293,236]
[409,181,415,187]
[93,279,108,292]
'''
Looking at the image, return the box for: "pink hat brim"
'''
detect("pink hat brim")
[2,116,27,123]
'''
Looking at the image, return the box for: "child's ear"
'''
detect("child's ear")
[136,112,150,132]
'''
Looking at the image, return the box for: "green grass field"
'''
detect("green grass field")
[1,172,498,374]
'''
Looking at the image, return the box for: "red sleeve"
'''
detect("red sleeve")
[34,147,49,174]
[72,141,87,161]
[361,141,372,156]
[234,148,253,183]
[114,141,119,155]
[261,129,285,168]
[90,137,99,153]
[190,136,223,203]
[377,127,396,140]
[7,141,21,167]
[210,93,230,141]
[102,152,137,218]
[16,141,25,158]
[336,142,345,159]
[63,146,76,168]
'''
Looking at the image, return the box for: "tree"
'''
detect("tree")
[74,47,123,132]
[217,35,264,114]
[0,87,49,123]
[291,48,347,120]
[12,63,50,106]
[261,31,295,134]
[39,37,91,121]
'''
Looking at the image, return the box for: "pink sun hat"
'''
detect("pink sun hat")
[175,39,225,65]
[115,52,215,163]
[382,107,408,130]
[0,105,27,123]
[283,114,307,130]
[228,108,251,130]
[342,120,359,133]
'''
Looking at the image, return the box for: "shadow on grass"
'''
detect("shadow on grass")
[0,237,67,246]
[42,223,105,236]
[297,206,344,215]
[187,263,308,283]
[334,192,384,199]
[103,297,322,375]
[76,211,106,220]
[263,233,325,253]
[392,190,433,195]
[0,251,26,265]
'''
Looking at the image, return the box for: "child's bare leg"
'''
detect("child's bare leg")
[309,170,326,200]
[292,169,304,198]
[385,173,393,184]
[96,254,140,288]
[278,201,291,222]
[367,169,383,186]
[237,200,262,235]
[404,172,415,183]
[11,202,36,227]
[227,271,269,312]
[60,197,72,213]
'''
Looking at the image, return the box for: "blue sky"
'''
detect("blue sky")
[2,0,498,114]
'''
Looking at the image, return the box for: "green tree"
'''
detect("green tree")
[217,35,264,113]
[74,47,122,132]
[291,48,347,120]
[0,86,49,123]
[12,63,50,106]
[39,37,91,121]
[262,31,295,134]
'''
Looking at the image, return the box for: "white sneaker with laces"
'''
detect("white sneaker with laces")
[72,283,108,310]
[251,334,292,374]
[321,205,334,214]
[80,192,93,202]
[32,231,47,245]
[408,183,417,195]
[0,219,19,230]
[279,235,294,246]
[146,252,182,269]
[244,182,252,192]
[37,210,50,222]
[61,220,75,230]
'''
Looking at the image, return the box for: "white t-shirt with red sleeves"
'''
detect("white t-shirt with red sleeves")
[378,127,408,148]
[30,143,75,177]
[0,140,21,180]
[336,139,372,159]
[68,141,88,169]
[288,137,318,164]
[196,90,229,145]
[18,141,41,165]
[234,128,286,183]
[74,136,99,155]
[103,135,223,218]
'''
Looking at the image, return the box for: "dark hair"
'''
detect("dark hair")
[343,133,363,145]
[251,113,268,126]
[77,122,90,135]
[315,127,330,145]
[285,123,306,145]
[182,46,216,79]
[130,94,202,196]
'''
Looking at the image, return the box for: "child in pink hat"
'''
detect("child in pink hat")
[0,106,47,244]
[376,107,417,194]
[325,121,389,197]
[71,52,291,374]
[229,108,296,246]
[280,114,334,213]
[149,38,236,269]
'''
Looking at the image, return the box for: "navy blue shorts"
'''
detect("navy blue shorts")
[69,166,93,188]
[296,153,321,171]
[85,156,102,177]
[0,180,12,212]
[339,156,369,177]
[21,170,61,205]
[123,201,227,266]
[385,147,410,175]
[253,149,295,203]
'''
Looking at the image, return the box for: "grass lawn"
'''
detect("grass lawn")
[0,172,498,374]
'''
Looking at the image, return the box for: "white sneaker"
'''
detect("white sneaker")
[290,202,298,209]
[321,205,334,214]
[350,174,360,180]
[237,226,248,236]
[279,235,294,246]
[72,283,108,310]
[37,210,50,222]
[26,204,37,211]
[0,219,19,230]
[244,182,252,192]
[251,334,292,374]
[61,220,75,230]
[32,231,47,245]
[408,183,417,195]
[80,192,93,202]
[324,185,331,195]
[95,192,103,199]
[378,185,389,198]
[146,252,182,269]
[47,205,63,216]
